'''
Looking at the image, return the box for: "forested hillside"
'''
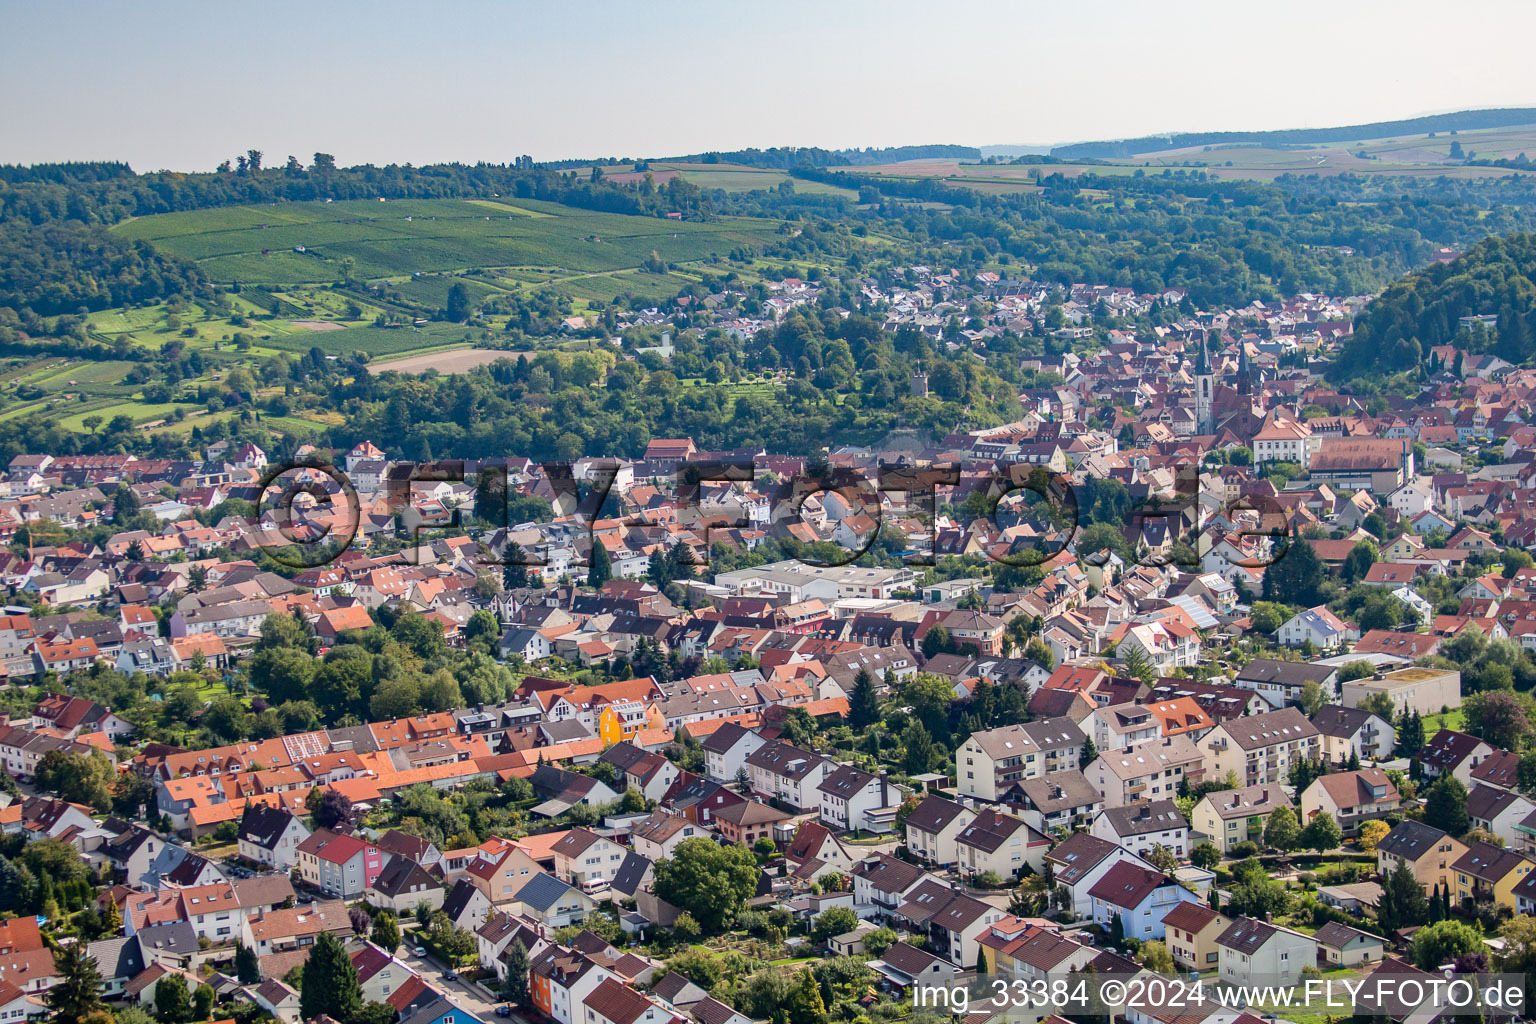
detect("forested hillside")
[1335,232,1536,376]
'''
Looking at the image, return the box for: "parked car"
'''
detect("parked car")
[443,970,457,982]
[414,946,426,957]
[496,1007,513,1018]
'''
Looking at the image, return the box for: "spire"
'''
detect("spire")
[1237,339,1253,396]
[1193,331,1211,376]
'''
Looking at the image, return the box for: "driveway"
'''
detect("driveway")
[398,945,503,1021]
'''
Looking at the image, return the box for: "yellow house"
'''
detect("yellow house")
[1162,900,1231,972]
[1453,841,1535,911]
[1383,533,1424,560]
[1376,820,1466,896]
[597,699,664,745]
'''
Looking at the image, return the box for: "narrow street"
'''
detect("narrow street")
[399,945,504,1021]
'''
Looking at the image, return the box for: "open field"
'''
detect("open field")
[368,347,533,375]
[258,322,487,357]
[853,125,1536,186]
[114,197,782,290]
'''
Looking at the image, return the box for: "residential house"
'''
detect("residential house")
[1311,705,1394,764]
[818,764,903,834]
[1277,607,1358,652]
[902,795,976,868]
[513,873,596,930]
[1468,784,1536,847]
[1013,772,1104,834]
[1043,832,1150,918]
[1191,785,1290,854]
[1088,861,1199,941]
[369,856,446,914]
[744,741,828,810]
[1313,922,1386,967]
[295,829,383,899]
[1216,916,1317,987]
[1299,768,1401,835]
[237,805,310,871]
[1452,841,1534,912]
[1341,667,1461,717]
[1090,800,1191,859]
[551,829,631,891]
[953,810,1049,880]
[1376,820,1468,896]
[1161,901,1231,972]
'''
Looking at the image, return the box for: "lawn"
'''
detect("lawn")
[1423,707,1466,733]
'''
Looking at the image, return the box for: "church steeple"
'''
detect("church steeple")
[1237,339,1253,397]
[1193,330,1214,434]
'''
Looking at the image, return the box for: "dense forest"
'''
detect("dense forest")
[1052,107,1536,159]
[1336,232,1536,376]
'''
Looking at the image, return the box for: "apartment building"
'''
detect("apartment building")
[956,718,1086,802]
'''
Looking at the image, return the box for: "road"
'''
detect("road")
[399,945,504,1022]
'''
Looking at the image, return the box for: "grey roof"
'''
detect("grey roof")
[515,871,578,912]
[1015,771,1102,812]
[1043,832,1120,884]
[400,997,459,1024]
[373,855,442,898]
[86,935,144,981]
[1199,784,1289,820]
[699,721,755,755]
[1375,819,1453,859]
[1313,921,1384,950]
[1235,658,1335,688]
[1217,707,1319,750]
[609,852,654,899]
[903,794,971,835]
[1311,704,1387,739]
[1098,799,1188,838]
[136,920,199,957]
[440,878,485,923]
[240,804,298,851]
[652,971,708,1008]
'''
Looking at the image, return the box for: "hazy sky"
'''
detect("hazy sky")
[4,0,1536,170]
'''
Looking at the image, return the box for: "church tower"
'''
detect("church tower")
[1194,331,1214,434]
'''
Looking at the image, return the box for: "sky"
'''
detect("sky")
[4,0,1536,170]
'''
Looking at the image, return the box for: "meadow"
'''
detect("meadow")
[113,198,782,289]
[854,123,1536,186]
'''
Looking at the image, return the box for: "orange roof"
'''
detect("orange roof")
[326,777,384,803]
[374,760,481,792]
[1146,697,1215,737]
[171,633,228,658]
[679,713,761,738]
[317,605,373,634]
[800,697,850,718]
[512,830,571,863]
